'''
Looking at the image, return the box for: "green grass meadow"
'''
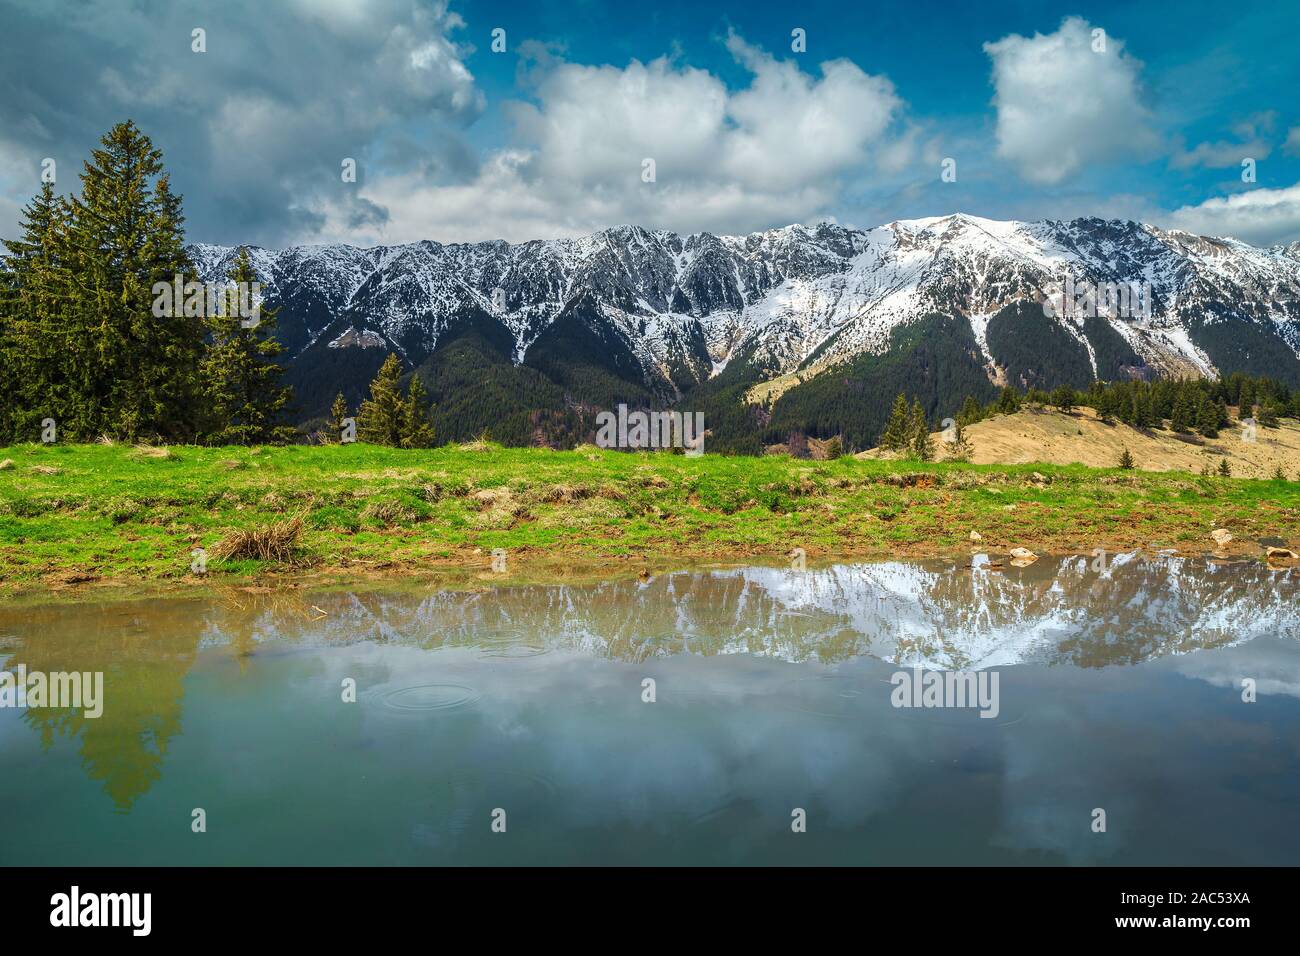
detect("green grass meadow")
[0,441,1296,586]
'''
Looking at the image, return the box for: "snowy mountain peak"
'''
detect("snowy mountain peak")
[192,214,1300,407]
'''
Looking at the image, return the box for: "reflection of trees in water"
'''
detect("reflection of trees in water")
[1,558,1291,808]
[0,599,205,811]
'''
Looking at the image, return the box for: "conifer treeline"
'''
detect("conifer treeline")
[0,121,434,449]
[0,122,210,443]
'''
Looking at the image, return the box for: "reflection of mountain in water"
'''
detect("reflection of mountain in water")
[193,554,1299,669]
[0,556,1294,813]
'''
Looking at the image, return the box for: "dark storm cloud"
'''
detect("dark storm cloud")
[0,0,483,246]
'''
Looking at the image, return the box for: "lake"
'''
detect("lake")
[2,553,1298,865]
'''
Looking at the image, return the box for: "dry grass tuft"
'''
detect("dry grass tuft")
[212,514,304,563]
[530,482,595,504]
[0,459,15,471]
[361,500,418,526]
[29,464,62,475]
[132,444,172,459]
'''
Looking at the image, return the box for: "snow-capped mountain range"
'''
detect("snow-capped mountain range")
[181,554,1298,672]
[190,213,1300,426]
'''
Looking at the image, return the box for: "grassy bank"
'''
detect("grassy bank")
[0,441,1297,589]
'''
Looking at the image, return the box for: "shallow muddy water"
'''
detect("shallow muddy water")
[1,554,1298,865]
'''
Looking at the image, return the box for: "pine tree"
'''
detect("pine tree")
[1118,447,1134,470]
[58,121,204,440]
[0,181,70,443]
[946,420,973,462]
[1196,396,1219,438]
[1217,458,1231,477]
[357,353,406,446]
[1169,388,1194,433]
[1239,381,1256,418]
[1117,388,1136,426]
[329,392,350,442]
[198,248,294,445]
[1095,388,1116,424]
[909,399,933,461]
[996,386,1020,415]
[401,374,436,448]
[1050,385,1075,413]
[822,435,843,459]
[879,392,911,452]
[1132,390,1154,429]
[957,395,983,427]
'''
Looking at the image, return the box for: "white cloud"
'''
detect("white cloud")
[1172,138,1271,170]
[1285,127,1300,157]
[1171,112,1275,169]
[983,16,1160,184]
[1164,182,1300,246]
[315,34,909,244]
[0,0,483,247]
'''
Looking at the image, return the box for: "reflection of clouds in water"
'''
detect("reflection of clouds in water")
[4,558,1300,864]
[990,706,1135,864]
[1170,638,1300,698]
[328,642,914,831]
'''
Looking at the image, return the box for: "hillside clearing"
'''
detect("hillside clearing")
[860,406,1300,477]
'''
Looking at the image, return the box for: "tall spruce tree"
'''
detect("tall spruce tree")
[357,353,406,446]
[1169,387,1195,433]
[198,248,294,445]
[1196,395,1220,437]
[0,181,71,443]
[401,375,436,448]
[946,420,973,462]
[957,395,983,426]
[909,398,933,461]
[57,121,204,440]
[329,392,350,442]
[996,386,1020,415]
[879,392,911,451]
[1131,390,1154,429]
[1238,381,1256,417]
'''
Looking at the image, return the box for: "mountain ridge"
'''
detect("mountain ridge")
[190,213,1300,444]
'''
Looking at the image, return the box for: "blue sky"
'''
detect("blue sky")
[2,0,1299,247]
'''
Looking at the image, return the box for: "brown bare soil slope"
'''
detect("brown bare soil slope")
[863,406,1300,477]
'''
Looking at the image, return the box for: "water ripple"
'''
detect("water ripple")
[379,682,481,712]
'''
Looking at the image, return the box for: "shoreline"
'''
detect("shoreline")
[2,442,1297,600]
[4,541,1294,605]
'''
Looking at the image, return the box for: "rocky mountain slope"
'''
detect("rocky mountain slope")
[191,214,1300,444]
